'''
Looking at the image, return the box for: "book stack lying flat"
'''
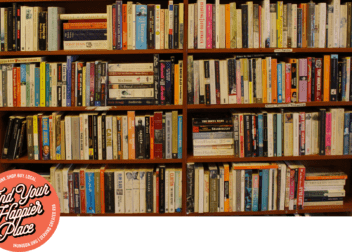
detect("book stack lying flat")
[304,167,348,207]
[62,13,108,50]
[186,161,307,213]
[192,116,234,156]
[50,164,182,214]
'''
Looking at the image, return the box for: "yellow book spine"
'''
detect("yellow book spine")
[40,62,46,107]
[323,55,330,101]
[174,64,180,105]
[262,59,267,103]
[277,2,283,48]
[82,66,86,107]
[230,3,237,49]
[224,164,230,212]
[225,4,231,49]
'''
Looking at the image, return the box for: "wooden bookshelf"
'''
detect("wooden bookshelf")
[0,0,351,217]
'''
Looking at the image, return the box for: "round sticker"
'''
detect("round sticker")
[0,169,60,252]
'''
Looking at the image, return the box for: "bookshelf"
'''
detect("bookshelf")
[0,0,351,217]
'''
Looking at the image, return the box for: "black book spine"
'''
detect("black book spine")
[311,57,315,101]
[319,109,326,155]
[2,117,15,159]
[102,114,106,159]
[93,115,98,160]
[12,3,17,51]
[39,12,47,51]
[203,61,210,104]
[215,60,220,104]
[73,172,81,213]
[192,118,233,125]
[104,172,115,213]
[147,4,155,49]
[256,115,260,157]
[146,170,154,213]
[101,63,107,106]
[7,7,13,51]
[228,60,233,101]
[242,4,248,48]
[258,170,262,210]
[205,84,210,105]
[77,63,83,106]
[253,59,257,101]
[162,115,166,159]
[273,114,277,157]
[94,62,101,106]
[263,112,268,157]
[187,56,194,104]
[244,114,252,157]
[135,118,145,159]
[57,63,62,107]
[88,115,94,160]
[186,163,194,213]
[160,61,167,105]
[16,6,20,51]
[294,169,298,210]
[159,166,165,213]
[170,56,175,104]
[153,54,160,105]
[173,5,179,49]
[8,117,23,160]
[15,121,26,159]
[252,115,257,157]
[330,56,338,101]
[338,62,343,101]
[233,115,239,157]
[145,116,150,159]
[244,170,252,211]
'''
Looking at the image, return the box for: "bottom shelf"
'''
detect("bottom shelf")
[60,212,183,217]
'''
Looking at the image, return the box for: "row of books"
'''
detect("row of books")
[0,5,65,52]
[192,108,350,157]
[50,164,182,214]
[186,162,347,213]
[187,54,351,105]
[0,54,183,107]
[189,0,347,49]
[1,111,183,161]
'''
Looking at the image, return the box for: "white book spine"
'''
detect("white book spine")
[240,170,245,212]
[98,116,102,160]
[220,60,229,104]
[248,2,253,48]
[139,170,146,213]
[198,167,204,213]
[328,5,334,48]
[219,167,224,212]
[165,169,169,213]
[333,0,340,48]
[198,60,205,104]
[113,116,118,159]
[292,4,297,48]
[293,113,299,156]
[215,0,220,49]
[21,6,26,51]
[280,164,286,210]
[264,0,270,47]
[115,170,125,213]
[155,5,161,50]
[340,5,347,48]
[65,117,71,160]
[268,168,273,210]
[83,114,89,160]
[197,0,206,49]
[204,171,209,212]
[33,7,38,51]
[314,5,319,48]
[236,9,242,48]
[55,170,63,212]
[127,2,133,50]
[232,167,236,211]
[62,169,69,213]
[122,116,128,160]
[305,113,312,155]
[188,4,194,49]
[220,5,226,49]
[270,6,276,48]
[132,4,136,50]
[7,68,13,107]
[268,113,274,157]
[25,7,34,51]
[266,58,272,103]
[64,41,108,50]
[209,60,216,104]
[132,170,140,213]
[124,171,133,213]
[106,116,113,160]
[319,3,326,48]
[169,169,175,213]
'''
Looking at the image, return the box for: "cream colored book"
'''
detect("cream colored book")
[204,169,209,213]
[113,116,118,159]
[236,9,242,48]
[194,165,199,212]
[124,169,133,213]
[115,169,125,213]
[132,169,140,213]
[230,2,237,49]
[169,168,175,213]
[188,4,195,49]
[139,169,146,213]
[165,169,169,213]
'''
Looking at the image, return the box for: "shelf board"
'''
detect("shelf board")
[0,105,183,112]
[188,48,352,54]
[188,101,352,110]
[60,212,183,217]
[0,0,108,2]
[1,156,183,164]
[0,49,184,56]
[187,154,352,163]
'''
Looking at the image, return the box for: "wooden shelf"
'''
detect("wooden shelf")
[187,154,352,163]
[60,212,183,217]
[1,156,183,164]
[0,0,107,2]
[188,48,352,54]
[0,49,184,56]
[0,105,183,112]
[188,101,352,110]
[186,197,352,216]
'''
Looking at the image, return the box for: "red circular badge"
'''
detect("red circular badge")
[0,169,60,252]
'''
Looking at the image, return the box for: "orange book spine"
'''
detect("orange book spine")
[13,67,17,107]
[63,22,107,29]
[289,58,298,102]
[225,4,231,49]
[16,67,21,107]
[323,55,330,101]
[300,4,307,48]
[117,116,122,159]
[122,4,128,50]
[232,165,279,170]
[79,169,86,213]
[305,175,348,180]
[262,59,267,103]
[100,167,105,214]
[127,111,135,159]
[150,115,154,159]
[224,163,230,212]
[174,64,180,105]
[271,58,278,103]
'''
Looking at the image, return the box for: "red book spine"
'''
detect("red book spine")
[299,112,305,156]
[297,167,305,209]
[80,169,86,213]
[156,168,159,213]
[16,67,21,107]
[71,63,75,107]
[150,116,154,159]
[325,112,332,155]
[314,58,322,101]
[285,63,291,103]
[13,67,17,107]
[63,22,107,29]
[38,115,43,160]
[68,19,106,23]
[154,112,163,159]
[112,5,117,50]
[289,169,295,209]
[122,4,127,50]
[68,173,75,213]
[307,57,312,102]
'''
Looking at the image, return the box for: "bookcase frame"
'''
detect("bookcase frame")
[0,0,352,216]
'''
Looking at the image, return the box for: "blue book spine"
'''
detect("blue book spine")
[277,113,282,157]
[178,115,183,159]
[252,175,259,212]
[86,63,90,106]
[116,1,123,50]
[35,67,40,107]
[349,113,352,154]
[26,64,30,107]
[258,114,264,157]
[45,63,50,107]
[297,9,302,48]
[244,170,252,211]
[136,5,147,50]
[261,169,269,211]
[277,63,282,103]
[20,64,26,105]
[342,60,347,101]
[42,117,50,160]
[63,29,108,41]
[85,172,95,214]
[344,113,350,155]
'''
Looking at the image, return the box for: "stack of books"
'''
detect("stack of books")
[50,164,182,214]
[186,161,308,213]
[62,13,108,50]
[187,54,351,105]
[189,0,349,49]
[1,111,183,161]
[192,116,234,156]
[304,167,347,206]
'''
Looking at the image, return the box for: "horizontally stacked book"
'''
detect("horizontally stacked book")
[192,108,351,157]
[49,164,182,214]
[188,54,351,105]
[2,111,183,161]
[189,0,348,49]
[0,54,183,107]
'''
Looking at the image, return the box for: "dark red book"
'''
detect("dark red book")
[154,111,163,159]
